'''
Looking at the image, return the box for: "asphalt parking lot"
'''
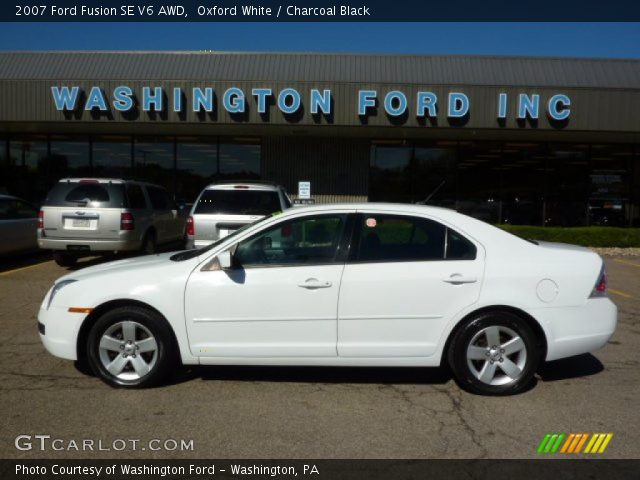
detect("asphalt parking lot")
[0,252,638,459]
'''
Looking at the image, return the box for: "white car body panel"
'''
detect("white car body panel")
[38,203,617,369]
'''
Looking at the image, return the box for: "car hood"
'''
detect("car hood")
[57,252,194,283]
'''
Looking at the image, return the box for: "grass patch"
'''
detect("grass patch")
[496,225,640,248]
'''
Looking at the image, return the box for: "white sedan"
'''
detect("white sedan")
[38,203,617,395]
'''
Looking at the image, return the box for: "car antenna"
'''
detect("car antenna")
[416,180,446,205]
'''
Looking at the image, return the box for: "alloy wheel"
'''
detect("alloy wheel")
[98,320,158,381]
[466,325,528,386]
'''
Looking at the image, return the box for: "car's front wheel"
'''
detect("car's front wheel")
[86,306,176,388]
[448,311,540,395]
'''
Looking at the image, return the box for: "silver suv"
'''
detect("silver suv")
[39,178,187,266]
[186,182,291,249]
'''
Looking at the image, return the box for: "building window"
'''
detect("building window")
[8,136,49,203]
[92,136,133,178]
[49,135,91,180]
[369,145,412,203]
[176,137,262,204]
[589,144,633,227]
[456,142,502,224]
[134,137,176,194]
[219,140,261,180]
[500,143,546,226]
[545,144,590,226]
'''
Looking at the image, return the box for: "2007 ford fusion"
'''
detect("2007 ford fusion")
[38,203,617,395]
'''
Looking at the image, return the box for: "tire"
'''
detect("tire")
[447,311,540,395]
[86,306,177,388]
[53,251,77,267]
[141,230,157,255]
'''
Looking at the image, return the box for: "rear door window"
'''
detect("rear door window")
[195,189,282,216]
[147,186,171,210]
[126,184,147,209]
[44,182,125,207]
[354,214,446,262]
[0,199,38,220]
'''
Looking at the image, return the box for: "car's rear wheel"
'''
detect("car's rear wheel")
[86,306,176,388]
[141,231,157,255]
[53,251,77,267]
[448,311,540,395]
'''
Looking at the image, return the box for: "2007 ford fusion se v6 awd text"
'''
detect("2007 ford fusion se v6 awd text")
[38,204,617,395]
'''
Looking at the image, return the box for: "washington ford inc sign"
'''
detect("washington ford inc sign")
[50,86,572,122]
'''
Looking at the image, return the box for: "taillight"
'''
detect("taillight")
[590,264,608,298]
[186,216,195,236]
[38,210,44,229]
[120,212,134,231]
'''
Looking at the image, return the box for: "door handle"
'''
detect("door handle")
[298,278,332,289]
[443,274,477,285]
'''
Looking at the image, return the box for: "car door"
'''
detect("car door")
[337,212,484,358]
[184,212,351,357]
[0,198,38,255]
[145,186,171,243]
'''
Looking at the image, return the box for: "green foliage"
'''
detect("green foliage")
[497,225,640,248]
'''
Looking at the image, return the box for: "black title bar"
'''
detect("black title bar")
[4,0,640,21]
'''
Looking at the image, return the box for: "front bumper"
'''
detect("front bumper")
[533,298,618,361]
[38,304,87,360]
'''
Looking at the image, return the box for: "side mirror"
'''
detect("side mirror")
[218,249,233,270]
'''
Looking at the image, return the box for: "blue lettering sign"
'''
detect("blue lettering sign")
[518,94,540,119]
[85,86,108,111]
[384,91,407,116]
[173,87,182,112]
[142,86,163,112]
[252,88,272,114]
[358,90,377,115]
[51,86,79,111]
[448,93,469,118]
[310,89,331,115]
[113,86,133,112]
[416,92,437,117]
[497,93,508,119]
[547,94,571,121]
[193,87,214,112]
[278,88,301,114]
[223,87,245,113]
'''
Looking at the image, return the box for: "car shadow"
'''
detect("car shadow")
[538,353,604,381]
[0,250,52,273]
[167,365,453,387]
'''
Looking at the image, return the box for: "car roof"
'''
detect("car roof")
[0,194,21,200]
[57,178,163,188]
[204,182,283,191]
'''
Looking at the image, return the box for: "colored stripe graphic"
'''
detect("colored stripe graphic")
[538,433,613,454]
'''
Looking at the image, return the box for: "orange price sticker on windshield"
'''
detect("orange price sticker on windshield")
[366,218,377,228]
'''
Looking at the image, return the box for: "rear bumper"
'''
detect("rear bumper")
[532,298,618,361]
[38,235,141,253]
[38,304,86,361]
[186,237,215,250]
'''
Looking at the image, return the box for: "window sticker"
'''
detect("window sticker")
[366,217,377,228]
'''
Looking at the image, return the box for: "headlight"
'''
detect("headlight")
[47,279,77,310]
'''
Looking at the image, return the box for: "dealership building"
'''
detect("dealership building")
[0,51,639,226]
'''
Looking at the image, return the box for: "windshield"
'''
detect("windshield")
[44,182,125,208]
[194,189,281,216]
[170,217,267,261]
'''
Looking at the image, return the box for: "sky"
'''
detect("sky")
[0,22,639,58]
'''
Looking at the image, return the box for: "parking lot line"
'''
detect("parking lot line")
[0,260,51,276]
[613,259,640,268]
[608,288,633,299]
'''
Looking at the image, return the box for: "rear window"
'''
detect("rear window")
[44,182,125,208]
[194,189,281,216]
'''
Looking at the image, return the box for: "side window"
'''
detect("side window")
[355,214,446,262]
[14,200,38,219]
[0,199,10,220]
[0,199,37,220]
[147,186,169,210]
[126,185,147,209]
[234,215,347,267]
[446,228,477,260]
